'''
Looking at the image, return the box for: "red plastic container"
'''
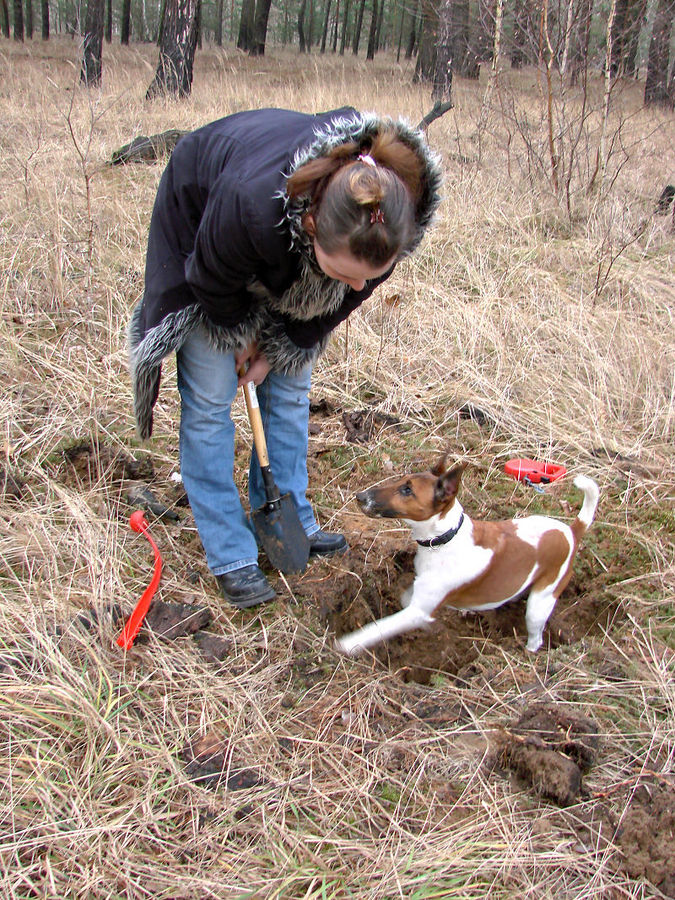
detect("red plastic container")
[504,458,567,485]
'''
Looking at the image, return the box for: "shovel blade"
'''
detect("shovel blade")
[252,493,310,574]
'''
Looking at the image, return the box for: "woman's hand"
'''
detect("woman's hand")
[235,342,271,387]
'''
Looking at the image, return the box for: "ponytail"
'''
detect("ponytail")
[286,125,423,266]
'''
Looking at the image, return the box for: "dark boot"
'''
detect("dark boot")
[308,529,348,558]
[217,565,276,609]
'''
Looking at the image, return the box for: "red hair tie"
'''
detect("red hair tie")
[370,207,385,225]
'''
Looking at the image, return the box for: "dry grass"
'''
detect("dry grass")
[1,36,674,899]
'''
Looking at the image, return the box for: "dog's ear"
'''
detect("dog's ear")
[430,454,448,477]
[433,463,465,505]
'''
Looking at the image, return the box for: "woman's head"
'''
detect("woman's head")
[286,127,423,268]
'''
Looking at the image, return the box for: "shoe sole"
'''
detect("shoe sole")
[309,544,348,559]
[226,588,277,610]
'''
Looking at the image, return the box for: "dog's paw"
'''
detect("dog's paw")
[334,636,362,657]
[525,637,543,652]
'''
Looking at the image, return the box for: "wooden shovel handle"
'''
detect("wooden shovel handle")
[241,379,270,468]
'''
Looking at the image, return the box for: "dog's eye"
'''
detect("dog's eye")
[399,483,413,497]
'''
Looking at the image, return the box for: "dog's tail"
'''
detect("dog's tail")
[572,475,599,539]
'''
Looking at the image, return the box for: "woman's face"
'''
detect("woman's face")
[313,240,395,292]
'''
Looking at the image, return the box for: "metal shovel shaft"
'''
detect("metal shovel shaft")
[242,379,309,574]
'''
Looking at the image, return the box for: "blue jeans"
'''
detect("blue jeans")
[176,325,319,574]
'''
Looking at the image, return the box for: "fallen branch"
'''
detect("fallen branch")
[110,129,188,165]
[416,101,453,132]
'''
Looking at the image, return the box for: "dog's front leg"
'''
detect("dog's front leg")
[335,605,434,656]
[400,585,413,608]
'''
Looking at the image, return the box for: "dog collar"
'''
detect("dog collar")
[416,512,465,548]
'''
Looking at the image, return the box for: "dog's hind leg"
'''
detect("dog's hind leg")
[524,588,558,652]
[335,606,434,656]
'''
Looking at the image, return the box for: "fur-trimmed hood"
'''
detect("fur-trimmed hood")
[129,107,442,438]
[282,110,442,260]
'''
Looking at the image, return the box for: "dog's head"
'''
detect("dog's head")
[355,455,466,522]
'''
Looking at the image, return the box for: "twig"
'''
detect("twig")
[416,100,453,132]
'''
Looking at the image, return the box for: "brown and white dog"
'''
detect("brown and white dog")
[335,457,599,656]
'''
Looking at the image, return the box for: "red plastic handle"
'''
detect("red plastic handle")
[117,511,163,650]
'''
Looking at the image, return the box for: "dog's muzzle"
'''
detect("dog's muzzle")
[355,490,397,518]
[355,490,375,514]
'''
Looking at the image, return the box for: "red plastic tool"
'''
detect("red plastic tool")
[504,458,567,485]
[117,511,162,650]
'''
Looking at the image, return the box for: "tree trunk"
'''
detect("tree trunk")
[473,0,495,67]
[1,0,9,38]
[13,0,24,40]
[65,0,77,35]
[81,0,105,86]
[644,0,675,106]
[105,0,112,41]
[141,0,149,40]
[396,0,404,60]
[352,0,365,54]
[25,0,32,37]
[250,0,272,54]
[120,0,131,42]
[307,0,314,49]
[405,0,419,59]
[610,0,628,74]
[432,0,451,101]
[339,0,350,53]
[331,0,340,50]
[320,0,331,51]
[610,0,646,76]
[414,0,437,82]
[157,0,167,43]
[375,0,385,51]
[452,0,475,78]
[282,0,289,43]
[624,0,648,75]
[215,0,223,44]
[146,0,200,99]
[366,0,377,58]
[569,0,593,85]
[511,0,531,67]
[40,0,47,37]
[237,0,255,49]
[298,0,307,50]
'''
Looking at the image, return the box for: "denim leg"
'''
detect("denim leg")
[249,365,319,537]
[176,326,258,575]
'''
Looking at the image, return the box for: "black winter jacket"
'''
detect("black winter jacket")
[129,107,442,438]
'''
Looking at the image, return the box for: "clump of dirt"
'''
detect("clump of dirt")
[193,632,233,663]
[59,440,154,486]
[0,464,25,500]
[342,409,402,443]
[145,600,212,639]
[492,703,599,806]
[182,731,265,793]
[612,780,675,897]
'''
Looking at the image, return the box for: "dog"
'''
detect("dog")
[335,457,599,656]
